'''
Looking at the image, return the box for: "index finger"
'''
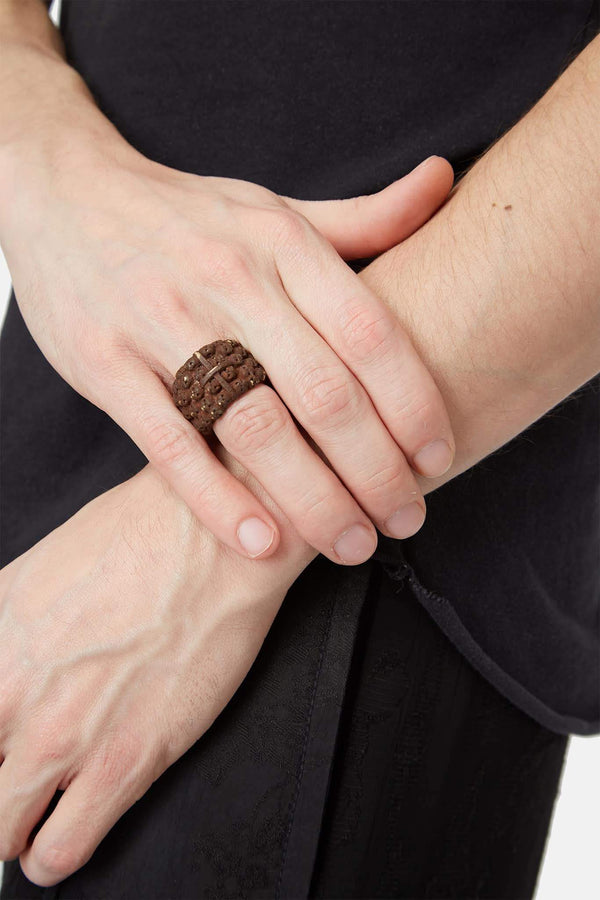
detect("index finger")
[275,236,456,479]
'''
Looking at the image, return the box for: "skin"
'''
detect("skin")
[361,34,600,486]
[0,0,458,569]
[0,461,315,887]
[1,1,599,891]
[0,141,455,565]
[0,167,447,886]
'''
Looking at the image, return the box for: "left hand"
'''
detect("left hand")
[0,461,314,887]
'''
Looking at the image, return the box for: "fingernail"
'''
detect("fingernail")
[414,155,438,171]
[237,517,276,558]
[413,439,454,478]
[385,502,426,539]
[333,524,376,564]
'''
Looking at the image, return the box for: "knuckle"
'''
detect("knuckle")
[116,260,195,332]
[359,461,405,500]
[397,392,439,430]
[77,330,117,375]
[145,418,191,469]
[33,732,77,769]
[298,366,359,429]
[90,734,142,790]
[141,282,190,329]
[200,241,255,294]
[297,489,338,528]
[90,750,128,789]
[35,843,86,881]
[269,208,310,247]
[76,328,134,395]
[339,303,395,365]
[222,389,290,453]
[92,742,131,788]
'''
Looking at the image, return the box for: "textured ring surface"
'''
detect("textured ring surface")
[171,339,268,436]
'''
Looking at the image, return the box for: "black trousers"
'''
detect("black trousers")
[1,558,567,900]
[309,562,568,899]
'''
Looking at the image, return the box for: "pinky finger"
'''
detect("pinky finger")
[18,770,144,888]
[108,359,281,561]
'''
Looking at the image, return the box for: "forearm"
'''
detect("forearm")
[360,34,600,496]
[0,0,133,204]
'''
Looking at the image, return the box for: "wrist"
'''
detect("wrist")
[359,214,545,492]
[0,49,139,227]
[141,459,318,580]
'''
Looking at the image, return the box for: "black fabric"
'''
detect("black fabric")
[0,2,596,895]
[2,0,598,732]
[309,566,568,899]
[1,565,568,900]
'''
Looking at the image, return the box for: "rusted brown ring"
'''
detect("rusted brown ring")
[171,339,268,436]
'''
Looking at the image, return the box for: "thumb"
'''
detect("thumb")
[281,156,454,260]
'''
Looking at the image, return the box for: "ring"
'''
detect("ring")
[171,339,268,436]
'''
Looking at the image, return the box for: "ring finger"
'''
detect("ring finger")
[213,383,384,564]
[152,330,383,564]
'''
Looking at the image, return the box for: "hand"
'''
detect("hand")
[0,459,316,887]
[0,136,455,566]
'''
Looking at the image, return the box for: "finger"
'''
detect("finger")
[212,383,379,564]
[0,756,60,862]
[282,156,454,259]
[149,325,386,560]
[229,288,428,542]
[105,357,282,561]
[275,232,456,480]
[19,766,146,888]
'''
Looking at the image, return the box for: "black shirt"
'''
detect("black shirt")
[3,0,599,734]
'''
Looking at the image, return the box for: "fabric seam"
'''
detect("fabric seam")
[275,586,336,899]
[382,560,599,736]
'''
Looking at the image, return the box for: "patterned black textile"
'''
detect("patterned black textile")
[2,0,598,736]
[1,563,567,898]
[0,2,597,896]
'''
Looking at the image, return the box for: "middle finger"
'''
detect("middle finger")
[224,286,428,542]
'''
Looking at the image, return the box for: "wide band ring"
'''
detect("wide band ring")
[171,339,268,436]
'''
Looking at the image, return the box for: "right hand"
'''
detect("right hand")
[0,134,455,565]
